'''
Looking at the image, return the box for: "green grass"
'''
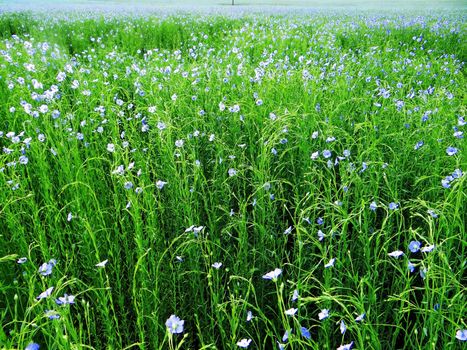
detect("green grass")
[0,9,466,350]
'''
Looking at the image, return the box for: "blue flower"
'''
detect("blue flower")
[165,314,184,334]
[355,313,366,322]
[263,268,282,281]
[316,217,324,225]
[369,201,377,211]
[55,294,75,305]
[300,326,311,339]
[17,257,27,264]
[322,150,332,159]
[340,320,347,334]
[388,202,399,210]
[38,259,56,276]
[292,289,299,302]
[25,343,40,350]
[408,261,416,273]
[455,330,467,341]
[408,241,421,253]
[446,147,458,156]
[282,329,292,342]
[44,310,60,320]
[36,286,54,300]
[318,309,329,320]
[414,141,424,150]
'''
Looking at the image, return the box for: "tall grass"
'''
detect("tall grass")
[0,10,465,350]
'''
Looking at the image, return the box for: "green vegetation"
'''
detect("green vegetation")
[0,9,465,350]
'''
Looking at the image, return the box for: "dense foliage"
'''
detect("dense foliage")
[0,10,465,350]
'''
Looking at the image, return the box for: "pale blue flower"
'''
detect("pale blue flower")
[324,258,335,268]
[166,314,184,334]
[285,308,297,316]
[408,241,421,253]
[337,342,354,350]
[355,313,366,322]
[455,329,467,341]
[388,250,404,258]
[340,320,346,334]
[263,268,282,281]
[236,339,252,348]
[446,147,458,156]
[318,309,329,320]
[369,201,377,211]
[211,262,222,269]
[37,286,54,300]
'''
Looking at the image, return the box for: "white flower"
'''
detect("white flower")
[236,339,252,348]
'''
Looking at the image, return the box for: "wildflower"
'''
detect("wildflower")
[340,320,347,334]
[156,180,167,189]
[107,143,115,153]
[25,343,40,350]
[285,308,297,316]
[17,257,27,264]
[369,201,377,211]
[318,309,329,320]
[421,244,435,253]
[283,226,292,235]
[322,150,332,159]
[311,151,319,160]
[124,182,133,190]
[292,289,299,302]
[337,342,354,350]
[67,212,73,222]
[388,250,404,258]
[389,202,399,210]
[427,210,438,218]
[355,313,366,322]
[316,217,324,225]
[95,259,108,268]
[420,267,427,279]
[175,139,184,148]
[455,330,467,341]
[300,326,311,339]
[165,315,184,334]
[211,262,222,269]
[446,147,458,156]
[246,310,253,322]
[408,241,421,253]
[55,294,75,305]
[38,260,56,276]
[324,258,335,268]
[317,230,325,241]
[44,310,60,320]
[236,339,252,348]
[228,168,237,177]
[414,141,424,150]
[262,268,282,281]
[282,329,292,342]
[36,287,54,300]
[408,261,415,273]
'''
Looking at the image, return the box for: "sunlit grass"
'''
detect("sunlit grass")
[0,9,465,350]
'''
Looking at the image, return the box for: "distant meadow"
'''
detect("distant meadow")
[0,1,466,349]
